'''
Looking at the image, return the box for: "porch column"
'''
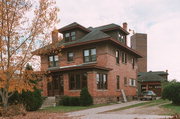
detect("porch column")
[87,71,96,97]
[42,77,48,96]
[63,73,69,95]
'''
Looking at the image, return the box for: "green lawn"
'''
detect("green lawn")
[106,99,170,112]
[162,103,180,115]
[40,103,111,113]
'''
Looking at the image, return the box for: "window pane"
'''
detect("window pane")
[71,32,75,36]
[71,36,76,41]
[117,76,120,89]
[133,80,136,86]
[54,55,59,61]
[91,55,96,61]
[69,74,75,90]
[103,74,107,89]
[68,52,73,61]
[76,74,81,89]
[49,61,54,67]
[91,49,96,55]
[116,51,119,57]
[65,33,70,37]
[124,77,127,85]
[84,50,89,56]
[82,73,87,88]
[49,56,53,61]
[96,74,100,89]
[68,52,73,57]
[84,56,90,62]
[55,61,59,67]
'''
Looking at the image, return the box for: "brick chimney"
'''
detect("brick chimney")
[122,22,127,31]
[52,30,58,43]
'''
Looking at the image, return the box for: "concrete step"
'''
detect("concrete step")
[41,97,56,109]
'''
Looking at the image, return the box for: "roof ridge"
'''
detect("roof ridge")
[94,23,119,29]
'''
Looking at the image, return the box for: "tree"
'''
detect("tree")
[162,80,180,105]
[8,64,43,111]
[0,0,60,109]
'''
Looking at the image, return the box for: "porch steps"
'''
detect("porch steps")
[121,89,127,102]
[41,97,56,109]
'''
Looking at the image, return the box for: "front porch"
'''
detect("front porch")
[45,64,112,99]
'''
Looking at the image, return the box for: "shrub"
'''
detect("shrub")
[60,96,70,106]
[69,97,80,106]
[21,88,43,111]
[7,88,43,111]
[59,96,80,106]
[162,81,180,105]
[80,88,93,106]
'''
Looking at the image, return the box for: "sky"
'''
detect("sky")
[55,0,180,81]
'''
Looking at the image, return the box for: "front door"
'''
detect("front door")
[47,74,64,96]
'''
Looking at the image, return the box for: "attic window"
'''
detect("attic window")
[65,31,76,42]
[118,32,126,43]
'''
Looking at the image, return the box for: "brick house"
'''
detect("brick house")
[33,22,142,104]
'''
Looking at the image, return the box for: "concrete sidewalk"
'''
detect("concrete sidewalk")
[66,101,172,119]
[67,101,141,117]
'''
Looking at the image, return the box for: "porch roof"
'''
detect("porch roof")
[47,63,112,72]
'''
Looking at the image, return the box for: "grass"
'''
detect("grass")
[144,99,170,107]
[161,103,180,115]
[106,99,170,112]
[40,103,111,113]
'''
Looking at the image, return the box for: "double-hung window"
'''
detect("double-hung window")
[129,78,136,86]
[117,75,120,89]
[67,52,74,62]
[83,48,96,63]
[116,50,120,64]
[132,57,135,69]
[122,52,127,63]
[69,73,87,90]
[65,31,76,42]
[96,73,108,89]
[48,55,59,67]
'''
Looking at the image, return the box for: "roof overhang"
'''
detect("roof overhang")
[58,24,90,33]
[32,37,142,58]
[48,63,112,72]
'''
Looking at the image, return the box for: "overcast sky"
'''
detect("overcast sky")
[55,0,180,81]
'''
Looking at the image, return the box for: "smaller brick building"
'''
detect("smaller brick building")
[137,71,168,96]
[33,22,142,104]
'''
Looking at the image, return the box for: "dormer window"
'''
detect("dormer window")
[118,32,126,43]
[65,31,76,42]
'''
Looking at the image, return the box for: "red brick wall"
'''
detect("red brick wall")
[40,41,138,101]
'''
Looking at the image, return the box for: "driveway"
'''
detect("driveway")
[66,101,172,119]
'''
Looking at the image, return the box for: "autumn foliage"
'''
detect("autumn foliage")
[0,0,60,108]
